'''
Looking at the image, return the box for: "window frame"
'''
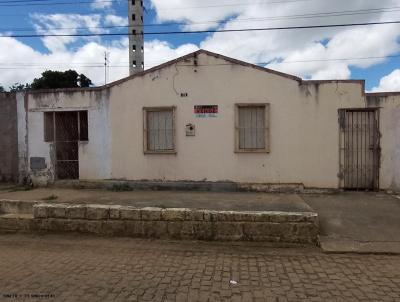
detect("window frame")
[78,110,89,142]
[143,106,176,154]
[234,103,270,153]
[44,111,55,142]
[43,110,89,143]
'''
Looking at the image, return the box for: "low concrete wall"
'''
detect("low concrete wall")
[27,203,318,243]
[0,199,37,214]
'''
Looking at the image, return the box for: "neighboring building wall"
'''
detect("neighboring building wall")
[367,93,400,191]
[16,92,28,184]
[108,52,366,189]
[26,90,112,186]
[0,93,18,182]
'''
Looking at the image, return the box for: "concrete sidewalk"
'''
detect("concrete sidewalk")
[303,192,400,254]
[0,188,312,212]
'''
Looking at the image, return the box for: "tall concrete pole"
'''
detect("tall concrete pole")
[129,0,144,75]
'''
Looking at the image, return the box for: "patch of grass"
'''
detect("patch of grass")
[108,183,133,192]
[42,195,58,201]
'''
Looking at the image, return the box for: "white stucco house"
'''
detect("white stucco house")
[13,50,400,191]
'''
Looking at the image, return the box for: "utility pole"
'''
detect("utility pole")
[129,0,144,75]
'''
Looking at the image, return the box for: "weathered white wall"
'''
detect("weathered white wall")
[79,91,112,180]
[26,90,111,185]
[367,93,400,191]
[108,52,366,188]
[24,51,400,190]
[27,110,54,185]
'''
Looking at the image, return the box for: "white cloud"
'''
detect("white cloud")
[2,1,400,89]
[372,69,400,92]
[104,15,128,26]
[150,0,243,30]
[144,40,199,68]
[266,24,400,80]
[91,0,112,10]
[0,36,127,87]
[151,0,400,80]
[0,10,200,88]
[0,35,198,88]
[32,14,103,52]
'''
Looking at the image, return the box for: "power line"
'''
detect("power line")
[0,0,311,8]
[1,20,400,38]
[0,0,112,6]
[272,54,400,64]
[2,6,400,32]
[0,54,399,69]
[102,54,400,66]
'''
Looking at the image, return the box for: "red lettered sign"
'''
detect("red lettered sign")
[194,105,218,117]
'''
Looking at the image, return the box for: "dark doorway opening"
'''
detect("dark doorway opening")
[44,111,88,180]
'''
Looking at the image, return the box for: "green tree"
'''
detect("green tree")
[30,70,93,90]
[0,85,4,92]
[9,83,30,92]
[78,74,93,88]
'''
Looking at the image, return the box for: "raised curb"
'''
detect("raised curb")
[0,199,38,214]
[32,203,318,223]
[1,200,319,244]
[31,203,318,244]
[319,237,400,254]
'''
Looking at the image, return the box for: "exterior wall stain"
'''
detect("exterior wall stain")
[299,83,321,104]
[314,83,320,104]
[11,50,400,190]
[25,90,111,185]
[299,83,313,98]
[366,95,384,108]
[107,52,366,188]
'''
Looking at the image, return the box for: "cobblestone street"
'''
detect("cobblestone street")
[0,234,399,302]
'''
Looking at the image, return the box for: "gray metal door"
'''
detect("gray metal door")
[339,109,380,190]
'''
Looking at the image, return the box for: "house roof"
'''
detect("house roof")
[27,49,366,95]
[110,49,303,85]
[366,91,400,97]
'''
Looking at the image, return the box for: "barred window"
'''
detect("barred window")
[235,104,270,153]
[44,111,88,142]
[143,107,176,153]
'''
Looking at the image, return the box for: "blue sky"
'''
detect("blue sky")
[0,0,400,91]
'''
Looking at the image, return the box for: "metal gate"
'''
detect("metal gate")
[339,109,380,190]
[44,111,88,180]
[55,112,79,180]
